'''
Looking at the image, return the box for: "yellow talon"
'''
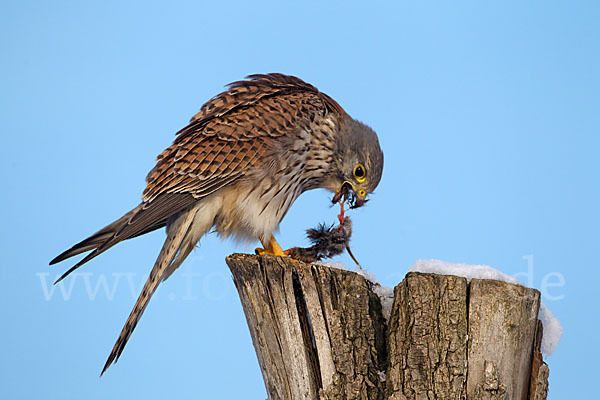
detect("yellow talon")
[256,236,288,257]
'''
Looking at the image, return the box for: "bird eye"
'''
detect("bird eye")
[353,164,366,183]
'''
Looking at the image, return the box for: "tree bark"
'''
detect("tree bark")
[226,254,550,400]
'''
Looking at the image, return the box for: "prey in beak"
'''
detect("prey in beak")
[332,181,368,209]
[330,181,368,268]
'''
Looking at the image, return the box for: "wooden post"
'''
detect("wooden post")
[226,254,550,400]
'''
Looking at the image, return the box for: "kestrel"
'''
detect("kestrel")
[50,73,384,374]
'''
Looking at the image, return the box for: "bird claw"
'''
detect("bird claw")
[255,236,288,257]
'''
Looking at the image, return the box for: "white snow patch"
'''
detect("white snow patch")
[370,282,394,322]
[538,303,562,356]
[315,261,347,271]
[353,265,379,285]
[409,259,522,285]
[410,259,562,356]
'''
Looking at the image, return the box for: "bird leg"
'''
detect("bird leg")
[256,236,288,257]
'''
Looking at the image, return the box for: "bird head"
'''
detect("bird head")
[328,118,383,208]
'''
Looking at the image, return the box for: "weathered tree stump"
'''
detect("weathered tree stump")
[226,254,550,400]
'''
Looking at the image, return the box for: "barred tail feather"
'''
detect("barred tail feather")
[100,205,198,375]
[50,193,196,284]
[49,205,144,266]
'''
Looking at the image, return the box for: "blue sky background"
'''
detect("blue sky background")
[1,1,598,398]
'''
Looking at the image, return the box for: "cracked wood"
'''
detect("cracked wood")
[226,254,549,400]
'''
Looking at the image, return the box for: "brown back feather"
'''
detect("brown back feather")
[143,73,347,203]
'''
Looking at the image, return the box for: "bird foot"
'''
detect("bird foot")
[254,247,289,257]
[255,236,289,257]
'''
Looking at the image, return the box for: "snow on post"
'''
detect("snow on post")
[226,254,557,400]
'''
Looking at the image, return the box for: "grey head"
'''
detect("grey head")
[327,118,384,208]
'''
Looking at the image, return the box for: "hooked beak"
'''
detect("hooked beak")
[332,181,368,209]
